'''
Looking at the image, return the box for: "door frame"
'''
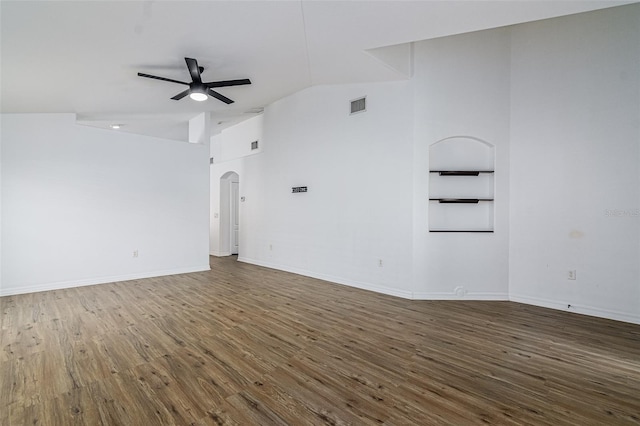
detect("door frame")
[219,171,240,256]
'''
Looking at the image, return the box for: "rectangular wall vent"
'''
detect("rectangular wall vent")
[350,97,366,115]
[251,140,259,150]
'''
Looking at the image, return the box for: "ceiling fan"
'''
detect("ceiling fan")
[137,57,251,104]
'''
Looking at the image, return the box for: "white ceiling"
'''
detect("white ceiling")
[1,0,634,141]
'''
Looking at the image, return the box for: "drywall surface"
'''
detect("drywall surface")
[509,4,640,323]
[216,114,263,162]
[1,113,210,295]
[209,5,639,323]
[209,115,262,256]
[225,82,416,297]
[0,116,2,291]
[412,28,511,300]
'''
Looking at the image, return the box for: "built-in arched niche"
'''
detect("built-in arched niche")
[428,136,495,232]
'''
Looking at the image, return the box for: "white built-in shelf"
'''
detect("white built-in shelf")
[428,171,495,233]
[428,137,496,233]
[430,170,494,176]
[429,198,493,203]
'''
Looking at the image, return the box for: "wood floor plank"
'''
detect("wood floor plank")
[2,255,640,425]
[259,365,367,425]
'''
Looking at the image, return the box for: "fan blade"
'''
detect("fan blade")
[138,72,188,85]
[208,89,234,104]
[171,89,190,100]
[185,58,202,84]
[204,79,251,88]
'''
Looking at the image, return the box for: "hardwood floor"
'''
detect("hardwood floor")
[2,256,640,425]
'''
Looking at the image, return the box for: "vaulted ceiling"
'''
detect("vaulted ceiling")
[1,1,634,141]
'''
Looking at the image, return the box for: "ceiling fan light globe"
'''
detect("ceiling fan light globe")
[189,92,208,102]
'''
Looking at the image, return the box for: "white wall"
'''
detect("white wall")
[209,115,263,256]
[412,28,511,300]
[213,114,264,163]
[3,5,627,320]
[208,4,640,325]
[0,115,3,290]
[509,4,640,323]
[1,113,210,296]
[211,82,416,297]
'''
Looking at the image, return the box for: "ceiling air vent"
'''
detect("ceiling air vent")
[251,140,259,150]
[350,96,366,115]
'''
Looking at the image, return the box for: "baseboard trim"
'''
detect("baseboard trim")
[413,291,509,301]
[0,265,211,297]
[237,257,512,301]
[510,294,640,325]
[210,251,232,257]
[237,257,414,299]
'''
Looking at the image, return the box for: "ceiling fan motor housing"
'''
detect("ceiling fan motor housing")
[190,82,206,94]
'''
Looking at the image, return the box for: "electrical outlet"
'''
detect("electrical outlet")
[568,270,576,280]
[133,250,139,258]
[378,259,383,267]
[269,244,273,251]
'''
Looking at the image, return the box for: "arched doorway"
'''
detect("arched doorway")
[219,171,239,256]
